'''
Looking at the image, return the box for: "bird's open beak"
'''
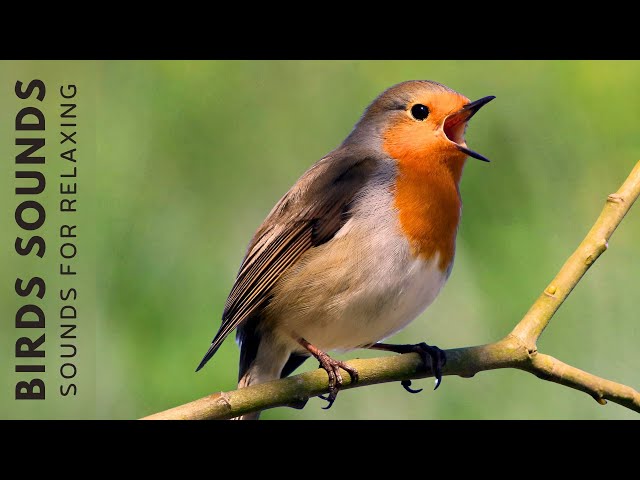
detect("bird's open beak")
[443,95,495,162]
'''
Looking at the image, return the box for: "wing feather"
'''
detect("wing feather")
[195,153,378,371]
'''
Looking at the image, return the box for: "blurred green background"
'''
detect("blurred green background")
[0,61,638,419]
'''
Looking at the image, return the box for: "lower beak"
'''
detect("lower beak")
[444,95,495,162]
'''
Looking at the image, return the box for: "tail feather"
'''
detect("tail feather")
[195,341,221,372]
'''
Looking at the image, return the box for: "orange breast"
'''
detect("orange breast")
[384,125,466,272]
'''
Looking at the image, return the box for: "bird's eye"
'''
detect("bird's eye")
[410,104,429,121]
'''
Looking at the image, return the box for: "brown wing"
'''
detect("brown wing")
[195,153,378,371]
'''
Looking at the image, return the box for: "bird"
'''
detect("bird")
[196,80,494,419]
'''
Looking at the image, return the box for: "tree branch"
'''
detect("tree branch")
[142,160,640,420]
[521,353,640,412]
[511,160,640,348]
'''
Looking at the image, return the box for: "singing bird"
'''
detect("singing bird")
[196,80,494,419]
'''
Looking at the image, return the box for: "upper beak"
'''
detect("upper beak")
[444,95,495,162]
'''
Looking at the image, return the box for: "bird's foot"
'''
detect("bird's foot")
[315,353,359,410]
[370,342,447,392]
[297,337,359,410]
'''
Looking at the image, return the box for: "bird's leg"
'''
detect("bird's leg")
[369,342,447,393]
[298,338,359,410]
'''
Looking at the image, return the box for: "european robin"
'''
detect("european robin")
[196,80,494,419]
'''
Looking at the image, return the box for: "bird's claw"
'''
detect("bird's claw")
[393,343,446,393]
[318,389,340,409]
[321,393,337,410]
[401,379,423,394]
[413,342,447,391]
[316,357,359,410]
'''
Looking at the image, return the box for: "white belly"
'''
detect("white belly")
[306,252,448,351]
[264,169,451,352]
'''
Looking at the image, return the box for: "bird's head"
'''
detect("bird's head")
[345,80,494,175]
